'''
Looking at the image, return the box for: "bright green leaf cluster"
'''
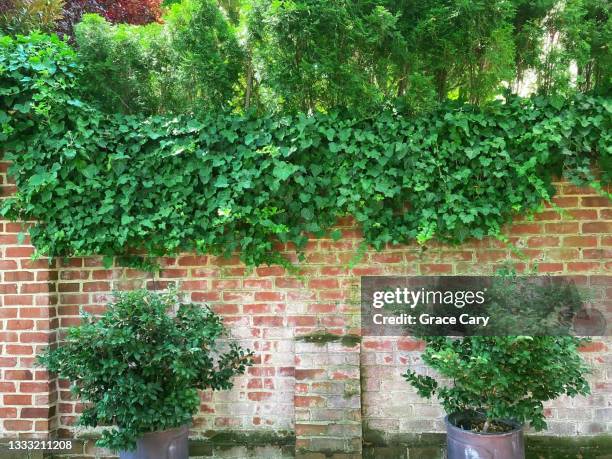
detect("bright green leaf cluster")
[1,34,611,269]
[38,290,253,451]
[404,273,592,431]
[405,334,590,431]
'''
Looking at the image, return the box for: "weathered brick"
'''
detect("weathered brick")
[20,408,49,418]
[295,369,326,381]
[20,382,49,393]
[4,394,32,405]
[582,222,612,234]
[256,266,285,277]
[5,345,33,355]
[59,270,88,281]
[527,236,560,248]
[82,282,111,292]
[419,264,453,274]
[212,279,241,289]
[545,222,580,234]
[19,332,49,343]
[20,283,50,293]
[581,196,611,207]
[295,396,326,408]
[309,278,340,289]
[4,420,33,431]
[0,408,18,418]
[5,247,35,257]
[509,223,542,235]
[536,263,564,273]
[296,424,329,436]
[4,271,34,281]
[579,341,607,352]
[567,262,602,272]
[4,370,33,380]
[253,316,284,327]
[255,291,284,301]
[583,248,612,259]
[4,295,33,305]
[397,339,425,352]
[563,236,598,247]
[352,267,385,276]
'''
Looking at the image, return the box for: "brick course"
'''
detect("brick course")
[1,159,611,454]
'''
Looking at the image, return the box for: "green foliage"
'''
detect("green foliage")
[0,0,64,36]
[561,0,611,95]
[404,334,591,431]
[247,0,403,113]
[1,34,610,269]
[38,289,253,451]
[531,0,611,96]
[249,0,612,112]
[0,32,79,143]
[247,0,534,113]
[164,0,243,111]
[3,1,609,114]
[74,14,172,114]
[511,0,558,83]
[388,0,517,106]
[74,1,242,115]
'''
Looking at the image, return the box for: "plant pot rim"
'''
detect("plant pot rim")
[445,413,524,437]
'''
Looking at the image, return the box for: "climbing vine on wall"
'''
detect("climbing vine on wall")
[1,34,611,269]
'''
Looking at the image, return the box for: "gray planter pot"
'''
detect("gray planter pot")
[119,424,189,459]
[445,413,525,459]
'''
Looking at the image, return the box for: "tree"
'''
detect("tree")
[74,1,243,115]
[561,0,611,95]
[248,0,396,114]
[247,0,528,112]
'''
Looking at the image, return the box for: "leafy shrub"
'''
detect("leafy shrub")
[0,0,65,35]
[404,335,590,431]
[74,1,242,114]
[38,289,253,451]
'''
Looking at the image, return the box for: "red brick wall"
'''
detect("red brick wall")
[1,155,611,454]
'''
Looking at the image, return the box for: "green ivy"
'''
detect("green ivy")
[1,34,611,269]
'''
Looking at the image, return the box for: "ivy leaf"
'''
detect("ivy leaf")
[102,256,114,268]
[214,176,229,188]
[330,229,342,241]
[28,173,48,187]
[273,162,299,181]
[82,165,99,179]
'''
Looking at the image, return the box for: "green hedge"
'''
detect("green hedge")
[1,34,611,269]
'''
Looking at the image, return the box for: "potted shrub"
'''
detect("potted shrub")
[404,276,592,459]
[38,289,253,459]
